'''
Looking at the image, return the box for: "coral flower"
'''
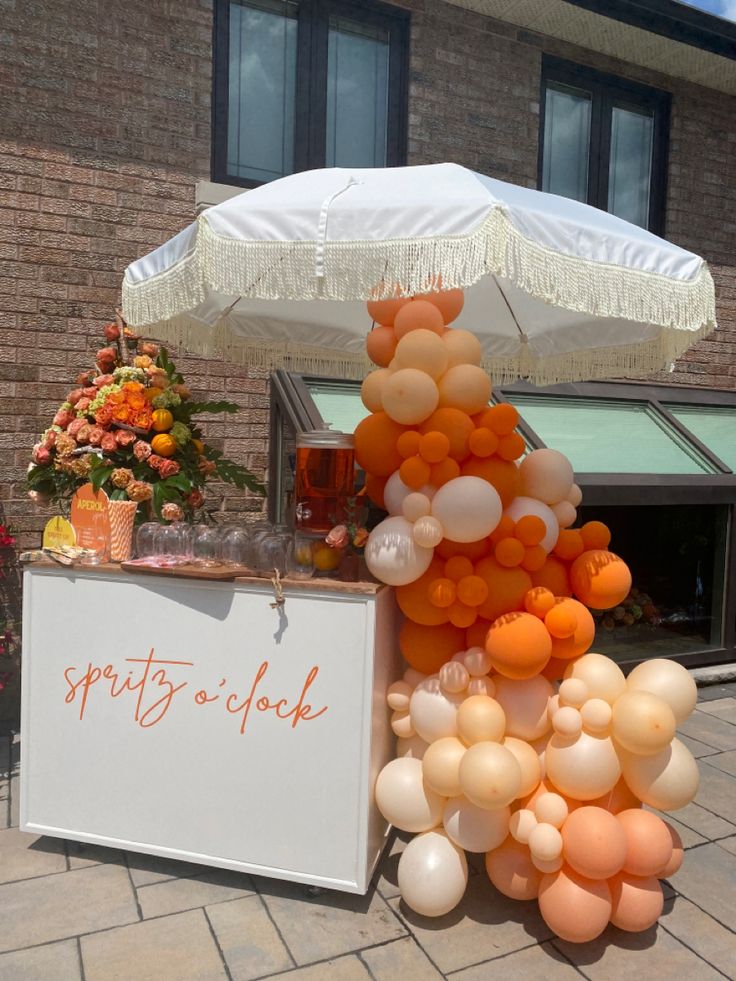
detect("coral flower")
[101,433,118,453]
[133,440,152,461]
[115,430,136,447]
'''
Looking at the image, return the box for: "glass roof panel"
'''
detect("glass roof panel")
[307,380,366,435]
[668,405,736,472]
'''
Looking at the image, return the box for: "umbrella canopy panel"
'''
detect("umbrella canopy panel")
[122,163,715,384]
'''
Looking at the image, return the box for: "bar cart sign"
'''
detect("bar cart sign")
[21,565,400,892]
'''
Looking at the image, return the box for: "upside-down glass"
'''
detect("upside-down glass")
[255,525,291,577]
[153,523,190,566]
[135,521,160,560]
[191,525,223,567]
[220,526,251,567]
[286,532,316,579]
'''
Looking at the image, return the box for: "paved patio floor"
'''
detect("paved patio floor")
[1,684,735,981]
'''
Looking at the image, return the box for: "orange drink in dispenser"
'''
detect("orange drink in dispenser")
[295,430,355,534]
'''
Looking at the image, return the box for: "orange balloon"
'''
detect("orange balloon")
[429,457,461,486]
[421,408,474,461]
[456,575,488,607]
[497,432,526,462]
[354,412,405,477]
[485,836,543,901]
[397,430,422,458]
[531,556,572,598]
[545,604,577,639]
[475,558,532,622]
[419,431,450,463]
[521,545,547,572]
[548,598,595,661]
[485,612,552,680]
[609,872,663,932]
[421,287,465,325]
[400,455,432,489]
[658,822,683,878]
[366,294,410,326]
[437,538,489,561]
[541,655,581,682]
[490,514,517,544]
[524,586,556,618]
[617,809,673,878]
[396,558,450,626]
[516,515,546,547]
[553,530,585,561]
[570,550,632,610]
[588,778,642,814]
[495,538,525,568]
[364,472,387,510]
[394,300,445,339]
[365,325,398,366]
[580,520,612,551]
[560,806,627,880]
[480,403,519,436]
[444,556,474,581]
[461,456,520,508]
[538,868,612,943]
[468,427,498,458]
[466,618,491,649]
[448,601,477,629]
[399,620,466,674]
[429,578,456,608]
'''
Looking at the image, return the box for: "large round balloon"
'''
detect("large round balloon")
[382,368,440,425]
[459,741,521,809]
[375,757,445,833]
[504,497,559,553]
[570,549,632,610]
[616,808,674,877]
[364,516,434,586]
[618,738,699,811]
[410,675,465,743]
[394,328,448,380]
[625,658,697,724]
[561,806,627,880]
[545,731,621,800]
[430,476,502,543]
[612,691,677,756]
[538,868,612,943]
[485,612,552,680]
[398,830,468,917]
[493,675,553,741]
[485,836,543,900]
[563,653,626,704]
[518,449,574,505]
[609,872,663,932]
[443,798,510,853]
[422,737,467,797]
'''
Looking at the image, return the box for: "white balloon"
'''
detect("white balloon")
[364,516,434,586]
[504,496,559,553]
[443,797,510,852]
[412,515,444,548]
[430,476,502,543]
[410,675,465,743]
[398,830,468,917]
[375,758,445,832]
[384,471,435,516]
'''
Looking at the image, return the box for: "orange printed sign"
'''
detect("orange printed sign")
[70,482,110,555]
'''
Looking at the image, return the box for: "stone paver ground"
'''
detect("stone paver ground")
[1,685,735,980]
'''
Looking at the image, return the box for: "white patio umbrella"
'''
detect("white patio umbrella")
[121,163,715,384]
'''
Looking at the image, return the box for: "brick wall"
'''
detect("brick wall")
[1,0,735,720]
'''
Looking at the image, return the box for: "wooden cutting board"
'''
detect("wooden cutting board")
[120,561,253,581]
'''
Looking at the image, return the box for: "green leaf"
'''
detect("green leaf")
[90,464,114,493]
[213,459,266,496]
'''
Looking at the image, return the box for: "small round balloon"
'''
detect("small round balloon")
[364,516,434,586]
[375,757,445,833]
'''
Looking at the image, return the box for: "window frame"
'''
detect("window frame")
[212,0,410,189]
[538,55,671,236]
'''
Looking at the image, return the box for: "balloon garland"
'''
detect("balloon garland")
[359,287,699,942]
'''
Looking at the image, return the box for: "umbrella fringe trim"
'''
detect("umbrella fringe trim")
[146,316,713,387]
[123,206,716,340]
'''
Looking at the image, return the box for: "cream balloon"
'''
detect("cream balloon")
[534,792,568,828]
[509,808,537,844]
[384,471,434,516]
[503,736,542,797]
[504,496,559,553]
[493,675,553,741]
[459,741,522,810]
[567,483,583,507]
[619,737,699,810]
[394,328,448,380]
[387,680,413,712]
[397,734,429,759]
[397,830,468,917]
[456,695,506,745]
[545,731,621,800]
[558,678,589,708]
[430,476,502,543]
[532,854,564,874]
[410,675,465,743]
[443,328,482,367]
[364,516,434,586]
[518,449,575,506]
[612,691,677,755]
[375,758,445,833]
[443,798,510,853]
[552,706,583,738]
[402,492,432,522]
[463,646,493,677]
[552,501,577,529]
[360,368,392,413]
[391,710,415,739]
[381,368,439,425]
[626,658,698,724]
[528,822,563,862]
[422,737,467,797]
[564,652,627,704]
[412,516,444,548]
[580,698,613,735]
[439,660,470,694]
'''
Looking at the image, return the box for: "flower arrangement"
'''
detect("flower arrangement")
[27,317,265,519]
[324,494,370,576]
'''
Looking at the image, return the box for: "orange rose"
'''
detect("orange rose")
[127,394,146,410]
[108,391,125,405]
[112,405,131,422]
[133,410,152,430]
[123,381,144,394]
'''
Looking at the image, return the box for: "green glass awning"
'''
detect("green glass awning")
[668,406,736,472]
[503,394,718,474]
[307,381,365,435]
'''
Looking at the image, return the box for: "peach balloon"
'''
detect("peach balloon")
[402,491,432,522]
[381,368,439,425]
[588,777,641,814]
[618,737,699,811]
[570,549,632,610]
[423,287,465,325]
[561,806,627,879]
[538,868,612,943]
[486,837,543,901]
[564,653,627,704]
[459,741,522,810]
[552,707,583,738]
[612,690,677,755]
[529,822,563,862]
[394,299,445,339]
[456,694,506,745]
[384,471,433,516]
[567,483,583,507]
[625,658,697,724]
[412,516,444,548]
[375,757,445,832]
[410,675,465,743]
[437,364,492,415]
[658,822,684,877]
[545,731,622,800]
[443,328,482,367]
[443,798,510,853]
[503,736,542,798]
[532,854,564,874]
[509,808,537,844]
[617,808,674,877]
[609,873,664,932]
[394,328,449,379]
[361,368,392,413]
[518,449,574,506]
[504,497,559,553]
[559,678,589,708]
[422,736,467,798]
[439,660,470,694]
[366,324,399,365]
[580,698,613,735]
[430,476,502,543]
[494,675,553,741]
[485,612,553,680]
[534,792,568,828]
[391,710,414,738]
[552,501,577,529]
[365,516,434,586]
[366,295,410,327]
[387,680,413,712]
[397,734,429,759]
[398,830,468,917]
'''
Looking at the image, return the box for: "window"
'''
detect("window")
[539,56,670,234]
[213,0,409,187]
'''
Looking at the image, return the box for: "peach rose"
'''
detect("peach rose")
[115,429,136,447]
[158,459,180,479]
[133,440,152,461]
[101,433,117,452]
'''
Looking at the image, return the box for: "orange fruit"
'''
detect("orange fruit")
[151,433,177,457]
[151,408,174,432]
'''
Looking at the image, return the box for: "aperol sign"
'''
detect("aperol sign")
[70,482,110,554]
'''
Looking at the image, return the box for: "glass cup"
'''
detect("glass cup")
[153,523,191,566]
[286,533,316,580]
[255,526,291,577]
[220,526,251,568]
[135,521,160,560]
[191,525,223,568]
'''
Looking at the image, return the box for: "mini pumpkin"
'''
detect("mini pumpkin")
[151,433,177,457]
[151,408,174,432]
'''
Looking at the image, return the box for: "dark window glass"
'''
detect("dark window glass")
[214,0,409,188]
[539,57,670,234]
[577,504,728,664]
